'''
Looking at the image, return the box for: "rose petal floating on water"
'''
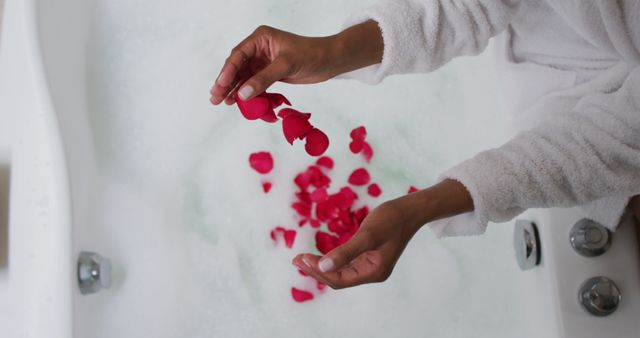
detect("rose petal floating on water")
[262,181,272,193]
[316,282,326,292]
[292,201,311,218]
[304,128,329,156]
[354,206,369,224]
[270,227,297,249]
[367,183,382,197]
[310,187,328,203]
[334,186,358,210]
[348,168,371,186]
[283,229,296,248]
[316,156,334,169]
[350,126,367,141]
[309,219,321,228]
[315,231,341,255]
[291,287,314,302]
[362,142,373,162]
[270,226,285,241]
[349,139,364,153]
[408,186,419,194]
[249,152,274,174]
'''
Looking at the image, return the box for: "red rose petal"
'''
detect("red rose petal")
[304,128,329,157]
[309,219,321,228]
[294,172,312,191]
[362,142,373,162]
[298,269,308,277]
[315,200,340,222]
[283,229,296,248]
[270,226,284,242]
[350,126,367,141]
[316,282,326,291]
[280,109,313,145]
[291,287,314,303]
[338,231,354,245]
[408,186,419,194]
[292,201,311,217]
[354,206,369,225]
[310,187,328,203]
[277,107,307,119]
[235,93,270,120]
[259,110,279,123]
[271,227,296,249]
[349,139,364,153]
[315,231,341,255]
[249,152,274,174]
[262,181,272,193]
[328,219,349,236]
[334,187,357,210]
[316,156,334,169]
[265,93,291,108]
[367,183,382,197]
[348,168,370,186]
[295,191,311,204]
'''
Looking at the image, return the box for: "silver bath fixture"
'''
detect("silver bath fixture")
[514,220,541,271]
[77,251,112,295]
[569,219,611,257]
[579,276,621,317]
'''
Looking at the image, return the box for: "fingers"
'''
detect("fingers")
[236,57,291,101]
[210,37,257,105]
[318,230,374,273]
[292,251,386,289]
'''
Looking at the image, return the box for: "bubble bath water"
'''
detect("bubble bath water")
[86,0,526,337]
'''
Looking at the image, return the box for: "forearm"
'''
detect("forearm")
[392,179,474,231]
[325,20,383,77]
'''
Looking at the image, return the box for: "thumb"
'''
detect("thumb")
[237,57,291,100]
[318,232,373,273]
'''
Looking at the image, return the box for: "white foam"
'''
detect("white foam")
[86,0,525,337]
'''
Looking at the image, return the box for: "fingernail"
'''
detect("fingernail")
[302,257,312,268]
[318,258,334,273]
[216,73,225,84]
[238,85,254,100]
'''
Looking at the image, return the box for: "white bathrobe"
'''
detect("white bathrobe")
[341,0,640,236]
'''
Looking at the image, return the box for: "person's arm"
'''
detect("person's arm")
[295,67,640,288]
[337,0,520,84]
[433,68,640,237]
[211,0,521,104]
[210,20,383,105]
[293,179,473,289]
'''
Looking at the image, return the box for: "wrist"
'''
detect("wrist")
[392,179,474,232]
[326,20,383,77]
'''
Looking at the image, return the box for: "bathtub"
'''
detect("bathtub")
[1,0,639,337]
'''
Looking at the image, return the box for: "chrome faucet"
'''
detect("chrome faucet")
[77,251,112,295]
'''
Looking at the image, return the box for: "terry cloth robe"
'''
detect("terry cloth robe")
[339,0,640,237]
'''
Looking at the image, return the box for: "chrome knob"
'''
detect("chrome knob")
[578,276,621,317]
[78,251,112,295]
[514,220,540,270]
[569,219,611,257]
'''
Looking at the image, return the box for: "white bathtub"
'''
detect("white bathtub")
[1,0,639,337]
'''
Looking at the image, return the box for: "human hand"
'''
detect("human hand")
[292,179,473,289]
[210,21,383,105]
[292,200,421,289]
